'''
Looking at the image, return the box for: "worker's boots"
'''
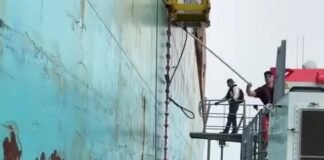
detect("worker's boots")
[220,129,229,134]
[231,129,238,134]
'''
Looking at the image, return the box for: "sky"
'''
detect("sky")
[204,0,324,159]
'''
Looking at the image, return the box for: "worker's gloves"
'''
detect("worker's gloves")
[253,105,258,111]
[265,103,274,110]
[260,103,273,114]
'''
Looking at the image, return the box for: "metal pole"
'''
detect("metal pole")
[258,112,263,160]
[202,98,207,133]
[207,140,211,160]
[205,101,212,130]
[242,101,246,160]
[219,140,226,160]
[221,146,224,160]
[273,40,286,104]
[253,136,257,160]
[302,36,305,65]
[243,100,246,129]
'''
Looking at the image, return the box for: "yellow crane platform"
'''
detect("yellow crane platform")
[166,0,210,28]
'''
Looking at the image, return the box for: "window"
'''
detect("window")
[300,110,324,160]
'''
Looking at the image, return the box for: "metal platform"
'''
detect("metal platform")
[190,132,242,142]
[172,13,210,28]
[166,0,210,28]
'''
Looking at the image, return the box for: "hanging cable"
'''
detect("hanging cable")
[168,27,195,119]
[168,97,195,119]
[170,27,188,84]
[183,28,250,84]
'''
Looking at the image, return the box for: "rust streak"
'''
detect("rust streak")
[2,125,22,160]
[40,152,46,160]
[80,0,86,30]
[141,95,146,160]
[38,150,62,160]
[50,150,62,160]
[0,18,4,28]
[80,0,85,20]
[0,18,11,29]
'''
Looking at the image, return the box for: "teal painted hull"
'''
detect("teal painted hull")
[0,0,204,159]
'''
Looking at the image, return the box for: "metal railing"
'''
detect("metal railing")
[241,109,269,160]
[198,98,267,160]
[199,99,263,133]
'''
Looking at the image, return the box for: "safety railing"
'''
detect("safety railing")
[199,99,263,134]
[196,98,267,160]
[241,108,269,160]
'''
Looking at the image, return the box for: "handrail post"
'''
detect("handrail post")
[202,98,207,133]
[243,100,246,130]
[258,111,263,160]
[207,139,211,160]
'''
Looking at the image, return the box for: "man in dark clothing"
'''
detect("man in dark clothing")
[246,70,274,159]
[217,78,244,134]
[246,71,274,105]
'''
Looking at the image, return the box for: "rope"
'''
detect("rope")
[169,97,195,119]
[170,27,188,84]
[168,27,195,119]
[183,29,249,84]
